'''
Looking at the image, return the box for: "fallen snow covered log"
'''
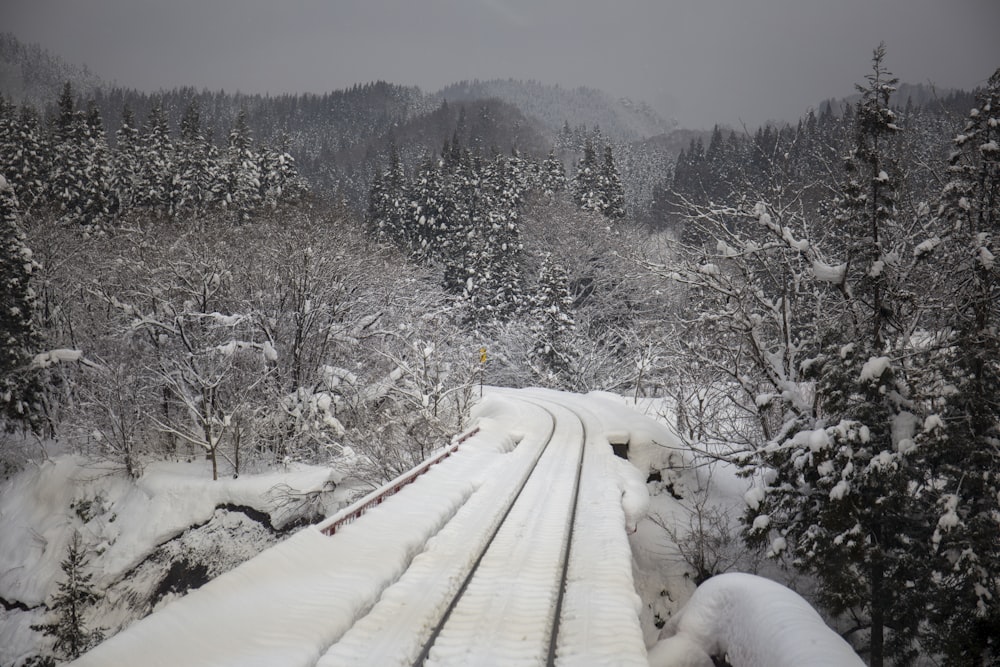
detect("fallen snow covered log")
[648,572,864,667]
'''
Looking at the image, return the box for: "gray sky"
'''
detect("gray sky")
[6,0,1000,129]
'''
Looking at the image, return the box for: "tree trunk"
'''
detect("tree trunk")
[870,555,885,667]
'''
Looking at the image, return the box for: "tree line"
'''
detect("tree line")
[0,82,307,230]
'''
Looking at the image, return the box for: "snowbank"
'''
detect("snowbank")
[650,572,863,667]
[0,456,340,665]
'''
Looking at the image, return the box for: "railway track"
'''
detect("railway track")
[317,397,587,666]
[73,389,650,667]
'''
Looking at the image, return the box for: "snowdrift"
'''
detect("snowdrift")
[649,572,864,666]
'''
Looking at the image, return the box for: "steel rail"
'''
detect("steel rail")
[411,398,586,667]
[409,402,560,666]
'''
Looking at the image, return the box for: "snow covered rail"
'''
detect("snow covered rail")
[316,427,480,536]
[411,400,586,666]
[69,390,652,667]
[316,405,557,667]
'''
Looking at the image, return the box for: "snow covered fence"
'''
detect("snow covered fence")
[316,427,480,535]
[648,572,864,667]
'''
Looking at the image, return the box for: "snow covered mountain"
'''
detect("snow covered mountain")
[435,79,677,141]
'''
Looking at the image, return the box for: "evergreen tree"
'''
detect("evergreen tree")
[217,109,262,222]
[31,532,104,661]
[572,138,602,213]
[459,154,525,324]
[408,156,454,262]
[599,144,626,219]
[479,155,524,319]
[441,150,479,294]
[136,100,175,217]
[744,46,922,666]
[258,132,303,210]
[111,104,141,216]
[539,149,566,196]
[367,144,412,248]
[0,174,42,425]
[48,83,91,225]
[79,101,113,226]
[913,67,1000,663]
[572,140,625,219]
[175,98,213,218]
[0,97,47,209]
[529,253,575,383]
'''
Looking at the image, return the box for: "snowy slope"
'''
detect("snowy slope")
[0,456,341,666]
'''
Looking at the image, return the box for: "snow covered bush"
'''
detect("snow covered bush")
[649,573,863,667]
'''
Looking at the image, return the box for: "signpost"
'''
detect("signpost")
[479,347,487,397]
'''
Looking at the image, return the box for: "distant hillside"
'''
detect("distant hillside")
[435,79,676,141]
[323,96,551,205]
[0,32,105,110]
[819,82,975,118]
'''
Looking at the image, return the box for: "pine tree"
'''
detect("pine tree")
[441,150,479,294]
[48,83,91,225]
[217,109,261,222]
[12,105,49,212]
[175,98,213,218]
[572,139,625,219]
[79,101,113,227]
[599,144,626,219]
[111,104,141,216]
[572,138,602,213]
[539,149,566,196]
[744,46,922,666]
[480,155,524,319]
[0,174,42,425]
[530,253,575,383]
[408,156,453,263]
[258,132,303,210]
[31,532,104,661]
[136,100,174,217]
[912,67,1000,663]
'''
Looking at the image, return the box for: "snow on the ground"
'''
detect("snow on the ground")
[70,403,521,667]
[545,390,648,667]
[4,388,863,666]
[314,397,553,665]
[68,389,666,666]
[423,396,583,666]
[0,457,337,606]
[648,572,864,667]
[0,456,341,666]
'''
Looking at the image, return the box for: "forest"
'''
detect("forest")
[1,37,998,665]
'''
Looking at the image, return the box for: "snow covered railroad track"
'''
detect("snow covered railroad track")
[315,398,564,666]
[71,390,651,667]
[413,399,585,666]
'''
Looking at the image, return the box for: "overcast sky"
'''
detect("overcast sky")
[7,0,1000,129]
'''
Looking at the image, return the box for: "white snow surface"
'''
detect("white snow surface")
[24,388,861,667]
[811,259,847,284]
[69,389,673,666]
[649,573,864,667]
[0,457,331,609]
[859,355,892,383]
[0,455,341,665]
